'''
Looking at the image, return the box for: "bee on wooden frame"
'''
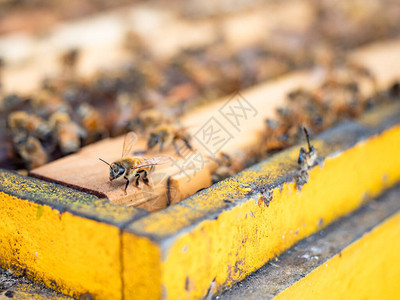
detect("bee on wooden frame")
[147,124,193,156]
[297,127,317,170]
[99,132,172,194]
[209,151,247,184]
[129,108,168,134]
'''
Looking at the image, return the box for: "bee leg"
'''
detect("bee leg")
[138,170,150,186]
[134,173,141,188]
[166,176,172,206]
[142,170,150,186]
[123,176,130,195]
[182,137,193,151]
[173,140,182,156]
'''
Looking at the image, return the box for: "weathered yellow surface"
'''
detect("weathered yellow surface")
[1,103,400,299]
[276,210,400,299]
[122,234,162,299]
[0,192,122,299]
[0,170,147,299]
[123,121,400,299]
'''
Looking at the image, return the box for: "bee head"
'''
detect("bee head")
[147,133,160,149]
[110,163,125,180]
[298,147,307,165]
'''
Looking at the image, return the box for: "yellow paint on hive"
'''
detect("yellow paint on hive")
[122,233,162,299]
[0,193,122,299]
[1,106,399,299]
[124,124,400,299]
[275,210,400,299]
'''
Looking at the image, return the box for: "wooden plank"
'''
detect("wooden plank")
[30,39,400,211]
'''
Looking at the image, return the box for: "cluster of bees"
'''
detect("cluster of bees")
[0,52,396,177]
[260,61,381,158]
[0,39,325,171]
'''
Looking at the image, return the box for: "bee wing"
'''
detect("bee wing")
[131,154,173,169]
[122,131,138,158]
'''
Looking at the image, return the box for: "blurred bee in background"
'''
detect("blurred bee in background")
[389,81,400,98]
[7,111,29,134]
[147,124,193,156]
[261,119,290,155]
[13,135,48,169]
[129,108,168,134]
[209,151,247,184]
[60,48,80,77]
[31,90,70,118]
[313,79,362,121]
[285,89,327,131]
[110,92,140,136]
[0,94,24,113]
[77,103,107,144]
[8,111,52,141]
[49,111,83,154]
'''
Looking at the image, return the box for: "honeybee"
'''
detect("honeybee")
[297,127,317,170]
[99,132,172,194]
[209,151,247,184]
[8,111,52,141]
[49,111,82,154]
[14,135,48,169]
[130,108,168,133]
[261,119,291,155]
[60,48,80,76]
[77,103,107,144]
[147,124,193,156]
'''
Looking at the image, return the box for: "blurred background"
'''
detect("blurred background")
[0,0,399,171]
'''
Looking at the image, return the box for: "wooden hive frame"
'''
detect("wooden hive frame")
[1,3,400,299]
[1,100,400,298]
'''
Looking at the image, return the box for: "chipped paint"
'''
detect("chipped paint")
[1,102,400,299]
[0,171,147,299]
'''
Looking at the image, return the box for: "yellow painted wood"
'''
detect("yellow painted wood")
[1,103,400,299]
[0,192,121,299]
[275,210,400,299]
[0,171,147,299]
[123,109,400,299]
[122,234,162,299]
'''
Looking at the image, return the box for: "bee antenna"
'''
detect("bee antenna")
[99,158,110,166]
[303,127,312,152]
